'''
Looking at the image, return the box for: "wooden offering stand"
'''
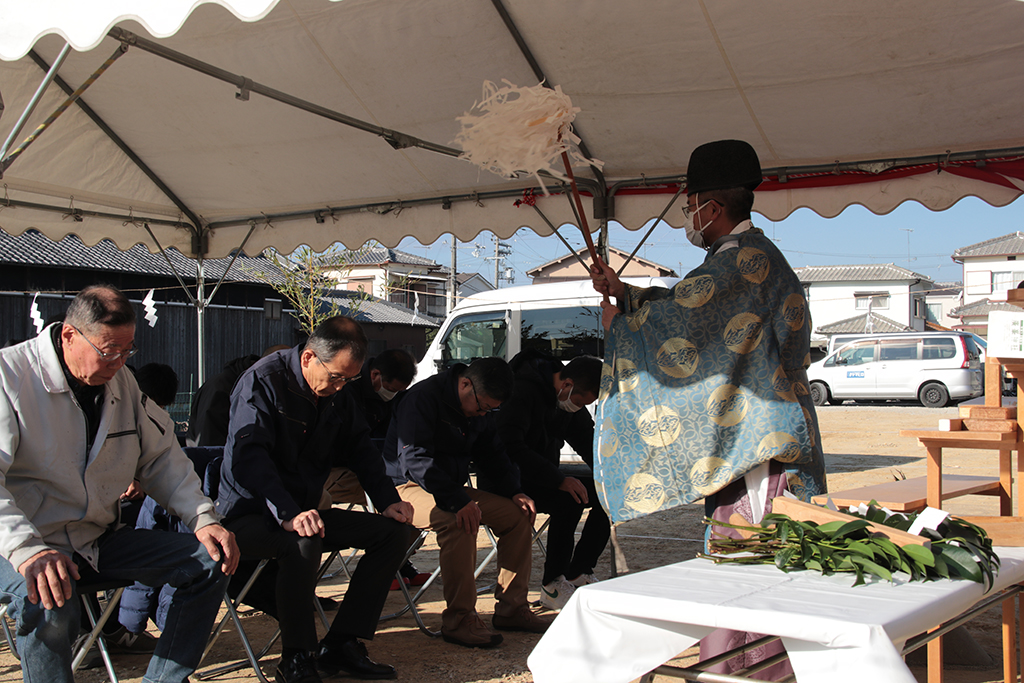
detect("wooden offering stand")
[809,289,1024,683]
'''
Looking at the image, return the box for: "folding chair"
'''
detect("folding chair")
[0,578,132,683]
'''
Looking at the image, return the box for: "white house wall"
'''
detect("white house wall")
[806,280,926,343]
[961,256,1024,306]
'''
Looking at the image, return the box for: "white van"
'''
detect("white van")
[416,276,680,380]
[807,332,983,408]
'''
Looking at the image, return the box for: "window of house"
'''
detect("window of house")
[992,270,1024,293]
[926,303,942,323]
[855,294,889,310]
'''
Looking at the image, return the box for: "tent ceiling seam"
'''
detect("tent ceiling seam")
[698,0,777,161]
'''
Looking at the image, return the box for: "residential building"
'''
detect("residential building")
[793,264,934,349]
[326,245,448,318]
[923,282,963,330]
[527,246,677,284]
[949,232,1024,337]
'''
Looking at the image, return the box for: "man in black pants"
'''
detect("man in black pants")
[217,317,413,683]
[496,350,609,610]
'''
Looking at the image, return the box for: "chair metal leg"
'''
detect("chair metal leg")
[0,602,18,661]
[196,559,272,683]
[74,586,126,682]
[532,517,551,558]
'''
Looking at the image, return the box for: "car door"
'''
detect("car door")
[875,337,921,399]
[826,340,878,398]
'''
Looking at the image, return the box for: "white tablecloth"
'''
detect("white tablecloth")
[528,547,1024,683]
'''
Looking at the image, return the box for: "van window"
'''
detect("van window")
[439,312,508,369]
[833,340,875,366]
[879,338,918,361]
[521,307,603,359]
[922,338,956,360]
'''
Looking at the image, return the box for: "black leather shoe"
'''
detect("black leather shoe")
[275,651,322,683]
[317,640,396,680]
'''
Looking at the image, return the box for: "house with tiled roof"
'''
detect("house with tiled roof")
[793,263,934,349]
[948,232,1024,336]
[325,245,449,318]
[526,246,677,284]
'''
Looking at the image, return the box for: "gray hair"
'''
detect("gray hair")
[64,285,136,334]
[303,316,367,365]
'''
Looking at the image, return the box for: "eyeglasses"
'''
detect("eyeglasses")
[70,325,138,363]
[315,356,360,384]
[470,380,500,413]
[681,200,711,219]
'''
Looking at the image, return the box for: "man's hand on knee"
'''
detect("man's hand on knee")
[455,501,482,536]
[18,549,80,609]
[283,509,326,538]
[558,476,589,504]
[196,523,240,575]
[382,501,414,525]
[512,493,537,526]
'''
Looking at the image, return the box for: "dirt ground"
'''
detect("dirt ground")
[0,403,1018,683]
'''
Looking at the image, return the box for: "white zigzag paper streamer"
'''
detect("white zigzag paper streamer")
[29,292,43,334]
[143,289,158,328]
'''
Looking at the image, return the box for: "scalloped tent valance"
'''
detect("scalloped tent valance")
[0,0,1022,258]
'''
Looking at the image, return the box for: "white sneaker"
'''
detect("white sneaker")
[539,576,576,611]
[568,573,599,587]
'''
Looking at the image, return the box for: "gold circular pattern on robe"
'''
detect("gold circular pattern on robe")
[673,275,716,308]
[690,457,733,496]
[706,384,748,427]
[637,405,682,448]
[771,367,797,402]
[599,363,615,399]
[802,406,816,448]
[598,428,619,459]
[793,379,809,396]
[624,472,666,513]
[656,338,699,379]
[616,358,639,393]
[724,313,763,354]
[782,293,806,331]
[756,432,801,463]
[737,247,770,284]
[627,304,651,332]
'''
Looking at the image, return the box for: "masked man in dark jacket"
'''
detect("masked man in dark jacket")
[217,317,413,683]
[496,350,608,611]
[383,357,551,649]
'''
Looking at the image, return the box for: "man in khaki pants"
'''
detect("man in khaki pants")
[383,357,551,648]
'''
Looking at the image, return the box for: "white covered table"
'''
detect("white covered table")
[529,548,1024,683]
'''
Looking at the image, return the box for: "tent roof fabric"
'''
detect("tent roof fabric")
[795,263,933,284]
[952,231,1024,259]
[1,0,1023,258]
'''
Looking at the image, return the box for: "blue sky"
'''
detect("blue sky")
[397,195,1024,287]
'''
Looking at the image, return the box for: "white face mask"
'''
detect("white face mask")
[376,385,398,402]
[683,198,711,249]
[557,385,582,413]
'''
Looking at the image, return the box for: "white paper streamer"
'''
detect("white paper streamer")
[455,80,603,192]
[29,292,43,334]
[143,289,158,328]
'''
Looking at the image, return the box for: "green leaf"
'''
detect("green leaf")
[902,543,935,568]
[851,555,893,582]
[846,542,877,559]
[937,545,984,584]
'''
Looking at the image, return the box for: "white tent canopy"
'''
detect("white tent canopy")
[1,0,1023,260]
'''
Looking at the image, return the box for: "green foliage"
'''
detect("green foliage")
[247,245,371,336]
[700,502,1001,590]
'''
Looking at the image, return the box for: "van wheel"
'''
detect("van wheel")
[810,382,829,406]
[920,382,949,408]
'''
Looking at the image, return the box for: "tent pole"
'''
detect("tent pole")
[197,257,206,387]
[616,186,685,276]
[0,42,70,166]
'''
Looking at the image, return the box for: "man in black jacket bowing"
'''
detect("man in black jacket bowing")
[217,317,412,683]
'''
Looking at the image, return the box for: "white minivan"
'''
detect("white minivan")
[416,276,680,380]
[807,332,983,408]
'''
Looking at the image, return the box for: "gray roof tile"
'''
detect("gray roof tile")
[815,312,913,335]
[795,263,933,283]
[952,232,1024,259]
[948,298,1022,317]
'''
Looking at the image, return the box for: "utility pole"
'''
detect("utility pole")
[448,235,457,314]
[489,236,513,288]
[900,228,915,266]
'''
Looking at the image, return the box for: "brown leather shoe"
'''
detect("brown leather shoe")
[441,611,503,648]
[492,605,553,634]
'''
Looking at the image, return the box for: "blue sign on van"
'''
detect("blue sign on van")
[846,370,865,379]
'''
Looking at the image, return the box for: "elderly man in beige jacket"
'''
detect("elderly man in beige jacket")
[0,285,238,683]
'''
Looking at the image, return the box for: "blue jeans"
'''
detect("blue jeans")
[0,526,228,683]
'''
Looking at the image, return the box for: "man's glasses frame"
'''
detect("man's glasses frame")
[315,355,360,384]
[470,380,500,413]
[70,324,139,363]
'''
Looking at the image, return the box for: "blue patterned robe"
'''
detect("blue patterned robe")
[594,227,826,523]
